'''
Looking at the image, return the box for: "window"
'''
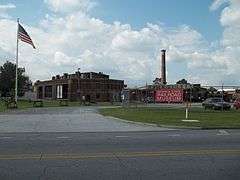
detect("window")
[96,93,100,99]
[45,86,52,98]
[38,86,43,99]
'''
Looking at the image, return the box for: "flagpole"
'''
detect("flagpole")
[15,18,19,105]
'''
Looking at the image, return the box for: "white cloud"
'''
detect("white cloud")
[0,3,15,18]
[210,0,229,11]
[213,0,240,81]
[220,2,240,27]
[44,0,96,13]
[0,0,240,86]
[1,12,205,85]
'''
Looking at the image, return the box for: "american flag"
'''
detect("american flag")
[18,23,35,49]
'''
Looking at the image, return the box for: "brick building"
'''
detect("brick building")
[34,72,124,102]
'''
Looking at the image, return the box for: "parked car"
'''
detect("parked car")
[233,98,240,110]
[202,98,231,110]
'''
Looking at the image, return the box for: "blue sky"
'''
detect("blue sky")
[0,0,239,86]
[95,0,223,41]
[4,0,223,41]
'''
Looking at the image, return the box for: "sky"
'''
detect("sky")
[0,0,239,87]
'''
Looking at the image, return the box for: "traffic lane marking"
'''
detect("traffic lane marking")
[168,134,181,137]
[56,136,71,139]
[115,136,129,138]
[217,130,230,136]
[0,149,239,160]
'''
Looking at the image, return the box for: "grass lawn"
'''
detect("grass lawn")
[0,100,83,112]
[0,100,120,113]
[99,107,240,129]
[0,101,7,112]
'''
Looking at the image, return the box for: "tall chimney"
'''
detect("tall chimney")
[161,49,167,85]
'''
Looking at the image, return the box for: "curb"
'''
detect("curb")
[105,116,202,130]
[158,124,202,130]
[105,116,159,127]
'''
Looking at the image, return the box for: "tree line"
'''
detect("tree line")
[0,61,31,97]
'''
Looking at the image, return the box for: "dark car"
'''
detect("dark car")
[233,98,240,110]
[202,98,231,110]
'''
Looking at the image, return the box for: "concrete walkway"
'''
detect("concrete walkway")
[0,107,171,132]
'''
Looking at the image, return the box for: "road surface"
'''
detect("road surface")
[0,107,169,132]
[0,130,239,180]
[0,107,239,179]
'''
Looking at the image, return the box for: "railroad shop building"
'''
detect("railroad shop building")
[34,72,124,102]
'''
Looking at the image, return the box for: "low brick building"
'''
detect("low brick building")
[34,72,124,102]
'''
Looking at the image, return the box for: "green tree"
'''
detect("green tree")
[0,61,31,97]
[208,87,217,94]
[176,79,188,84]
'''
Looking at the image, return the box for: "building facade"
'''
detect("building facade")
[124,83,208,103]
[34,72,124,102]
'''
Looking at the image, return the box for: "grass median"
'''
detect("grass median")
[99,107,240,129]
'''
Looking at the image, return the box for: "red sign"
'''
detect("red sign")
[155,89,183,103]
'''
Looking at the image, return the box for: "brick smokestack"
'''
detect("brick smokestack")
[161,49,167,85]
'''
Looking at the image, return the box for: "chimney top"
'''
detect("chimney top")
[160,49,167,85]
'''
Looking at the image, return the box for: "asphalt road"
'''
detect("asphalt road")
[0,129,240,180]
[0,107,168,132]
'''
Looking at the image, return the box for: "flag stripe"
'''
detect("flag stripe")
[18,23,35,49]
[19,34,32,42]
[19,32,32,40]
[19,36,34,46]
[19,34,33,43]
[19,34,34,45]
[20,38,34,45]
